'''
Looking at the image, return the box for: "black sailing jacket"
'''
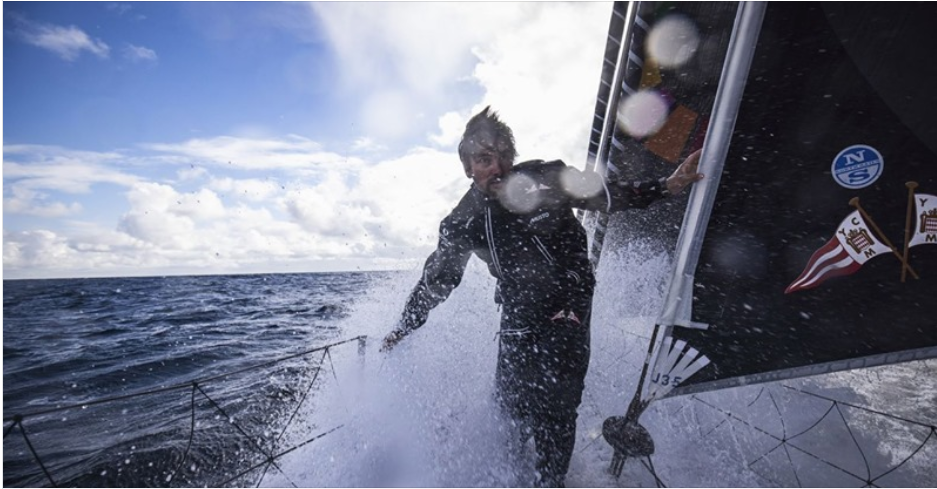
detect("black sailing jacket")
[397,159,669,333]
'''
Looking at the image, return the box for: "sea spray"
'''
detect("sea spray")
[269,238,683,487]
[269,261,527,487]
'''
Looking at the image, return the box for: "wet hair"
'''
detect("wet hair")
[457,106,518,169]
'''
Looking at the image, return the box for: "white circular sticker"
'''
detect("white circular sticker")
[831,144,884,189]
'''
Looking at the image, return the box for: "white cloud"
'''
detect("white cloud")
[359,90,413,141]
[177,165,209,181]
[124,44,158,63]
[3,141,466,278]
[3,230,75,270]
[12,15,110,61]
[431,111,470,147]
[3,3,615,279]
[351,137,387,153]
[312,3,509,94]
[281,146,462,248]
[4,145,135,186]
[208,176,281,202]
[313,2,610,165]
[3,186,83,218]
[468,2,612,167]
[144,135,365,175]
[311,3,526,143]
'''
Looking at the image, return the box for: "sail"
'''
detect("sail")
[578,1,740,409]
[648,2,937,397]
[583,1,740,269]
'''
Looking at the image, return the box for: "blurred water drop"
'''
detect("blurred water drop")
[617,90,669,138]
[647,14,700,68]
[499,173,541,214]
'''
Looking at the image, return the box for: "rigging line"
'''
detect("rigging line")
[787,403,836,440]
[779,441,804,488]
[166,384,199,486]
[746,386,766,408]
[701,417,729,438]
[260,350,329,486]
[735,400,875,486]
[327,347,340,383]
[778,380,935,484]
[779,434,873,485]
[639,455,666,488]
[193,383,280,470]
[3,335,367,422]
[7,416,59,488]
[258,458,301,489]
[769,391,788,440]
[3,418,18,439]
[702,394,870,485]
[745,440,788,475]
[780,384,936,428]
[192,382,299,489]
[219,425,344,488]
[274,350,328,447]
[692,395,791,442]
[833,402,872,483]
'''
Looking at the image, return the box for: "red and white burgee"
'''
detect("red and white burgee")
[786,210,892,294]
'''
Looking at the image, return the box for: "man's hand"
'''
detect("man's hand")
[666,149,705,195]
[380,329,408,352]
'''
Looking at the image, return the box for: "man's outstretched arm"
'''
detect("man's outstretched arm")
[381,220,472,352]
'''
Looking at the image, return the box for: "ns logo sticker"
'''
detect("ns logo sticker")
[832,144,884,189]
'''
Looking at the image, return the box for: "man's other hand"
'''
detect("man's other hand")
[666,149,705,195]
[380,329,407,352]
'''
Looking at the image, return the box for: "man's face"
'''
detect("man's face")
[463,131,513,195]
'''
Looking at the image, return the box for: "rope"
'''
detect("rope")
[639,455,666,487]
[5,415,59,487]
[256,348,329,487]
[3,336,366,488]
[165,384,198,485]
[684,381,937,488]
[2,335,366,423]
[218,425,344,487]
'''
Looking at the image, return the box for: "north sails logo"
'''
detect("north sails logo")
[526,183,552,194]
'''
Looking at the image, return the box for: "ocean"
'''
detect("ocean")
[4,251,936,487]
[3,271,382,487]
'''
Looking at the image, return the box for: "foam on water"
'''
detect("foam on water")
[264,240,682,487]
[263,237,936,488]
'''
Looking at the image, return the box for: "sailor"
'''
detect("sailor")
[381,106,702,487]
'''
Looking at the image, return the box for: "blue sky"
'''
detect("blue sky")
[3,2,613,279]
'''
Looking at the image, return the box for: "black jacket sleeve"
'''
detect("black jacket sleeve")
[605,176,670,212]
[396,213,473,333]
[536,160,669,213]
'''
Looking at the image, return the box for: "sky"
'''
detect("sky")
[2,1,614,280]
